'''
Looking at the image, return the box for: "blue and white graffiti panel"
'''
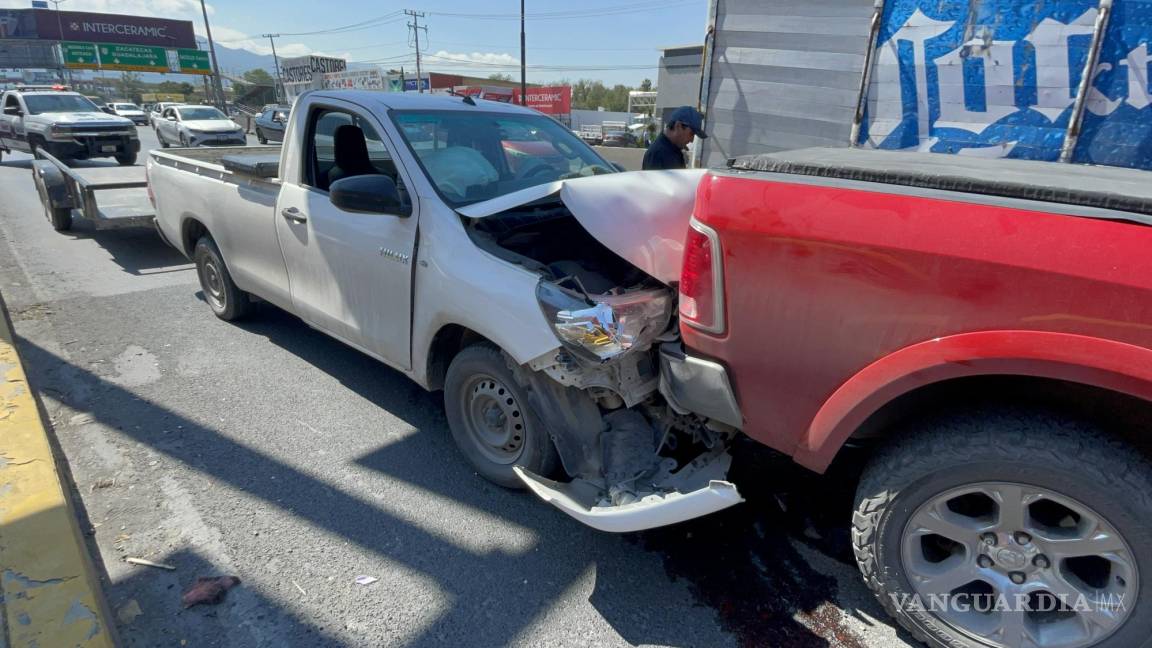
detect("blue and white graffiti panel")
[858,0,1152,169]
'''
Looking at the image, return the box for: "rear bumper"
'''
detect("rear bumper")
[658,342,743,429]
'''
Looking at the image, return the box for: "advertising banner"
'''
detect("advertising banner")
[33,10,195,48]
[514,86,572,115]
[860,0,1152,169]
[0,9,39,38]
[322,69,384,90]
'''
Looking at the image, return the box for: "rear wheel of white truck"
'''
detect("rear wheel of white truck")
[193,236,251,321]
[853,410,1152,648]
[443,344,560,488]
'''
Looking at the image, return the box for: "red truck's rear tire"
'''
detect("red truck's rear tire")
[193,236,252,321]
[853,410,1152,648]
[443,344,560,489]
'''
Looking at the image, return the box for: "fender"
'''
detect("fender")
[793,331,1152,472]
[31,159,74,212]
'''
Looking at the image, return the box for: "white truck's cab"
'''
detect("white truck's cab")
[0,86,139,165]
[147,91,742,531]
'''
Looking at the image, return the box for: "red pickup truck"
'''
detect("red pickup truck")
[664,149,1152,648]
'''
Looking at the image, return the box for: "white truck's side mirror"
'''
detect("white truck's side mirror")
[330,175,408,216]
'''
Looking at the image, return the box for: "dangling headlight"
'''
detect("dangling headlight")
[537,281,672,363]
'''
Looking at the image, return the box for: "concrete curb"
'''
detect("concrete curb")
[0,298,117,647]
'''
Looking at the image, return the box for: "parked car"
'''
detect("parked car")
[253,104,290,144]
[155,105,246,148]
[676,147,1152,648]
[0,86,139,165]
[601,130,635,147]
[147,92,725,533]
[149,102,182,128]
[109,102,148,125]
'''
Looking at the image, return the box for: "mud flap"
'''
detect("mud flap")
[514,466,744,533]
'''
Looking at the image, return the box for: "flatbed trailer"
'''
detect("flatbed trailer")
[31,149,154,232]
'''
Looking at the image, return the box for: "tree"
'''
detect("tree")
[487,73,513,82]
[117,72,144,102]
[639,78,653,92]
[242,68,275,87]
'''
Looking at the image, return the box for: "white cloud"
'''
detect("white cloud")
[429,50,517,68]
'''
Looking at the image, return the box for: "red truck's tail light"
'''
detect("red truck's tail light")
[679,218,725,334]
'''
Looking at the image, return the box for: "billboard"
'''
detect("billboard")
[0,9,195,48]
[0,9,39,38]
[34,10,196,48]
[322,69,385,90]
[860,0,1152,169]
[516,86,572,115]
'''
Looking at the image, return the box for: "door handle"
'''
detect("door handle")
[280,207,307,223]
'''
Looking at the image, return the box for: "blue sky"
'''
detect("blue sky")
[0,0,709,85]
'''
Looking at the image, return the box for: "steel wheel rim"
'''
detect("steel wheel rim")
[459,373,526,465]
[901,481,1138,648]
[199,256,226,310]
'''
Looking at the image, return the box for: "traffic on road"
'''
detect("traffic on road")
[0,98,914,647]
[7,10,1152,640]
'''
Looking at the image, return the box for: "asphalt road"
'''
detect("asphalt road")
[0,127,917,648]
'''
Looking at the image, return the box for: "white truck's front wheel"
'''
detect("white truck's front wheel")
[853,410,1152,648]
[443,344,560,488]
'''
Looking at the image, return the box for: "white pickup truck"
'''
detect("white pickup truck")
[147,91,742,531]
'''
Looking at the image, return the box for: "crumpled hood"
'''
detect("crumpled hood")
[40,112,133,126]
[458,169,706,284]
[183,119,241,132]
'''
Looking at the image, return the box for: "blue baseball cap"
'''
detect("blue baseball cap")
[667,106,707,138]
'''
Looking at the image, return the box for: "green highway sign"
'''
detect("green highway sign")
[97,43,169,72]
[58,41,213,76]
[176,48,211,75]
[61,42,98,69]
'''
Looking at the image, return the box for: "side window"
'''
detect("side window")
[4,94,20,111]
[305,108,405,199]
[162,108,174,119]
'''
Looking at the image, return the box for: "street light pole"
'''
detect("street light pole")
[520,0,526,106]
[198,0,226,111]
[261,34,284,103]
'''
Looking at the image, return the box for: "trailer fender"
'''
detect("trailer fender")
[31,160,74,212]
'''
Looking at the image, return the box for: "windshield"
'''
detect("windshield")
[115,103,140,111]
[23,94,100,115]
[179,107,226,121]
[391,110,614,207]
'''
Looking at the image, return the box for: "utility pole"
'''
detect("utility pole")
[48,0,72,86]
[520,0,526,105]
[405,10,426,93]
[262,33,284,102]
[199,0,227,110]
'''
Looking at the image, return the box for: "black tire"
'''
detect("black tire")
[115,152,137,166]
[443,344,560,488]
[193,235,251,321]
[256,128,267,145]
[180,133,190,148]
[33,168,72,231]
[160,136,169,149]
[853,410,1152,648]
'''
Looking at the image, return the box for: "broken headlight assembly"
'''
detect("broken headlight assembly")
[537,281,673,363]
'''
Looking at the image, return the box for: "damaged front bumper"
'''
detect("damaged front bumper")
[515,448,744,533]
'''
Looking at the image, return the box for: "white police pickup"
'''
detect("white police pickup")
[0,86,140,166]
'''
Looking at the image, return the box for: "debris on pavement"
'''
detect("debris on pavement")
[292,580,307,595]
[126,557,176,570]
[116,598,142,624]
[354,575,378,586]
[181,576,242,608]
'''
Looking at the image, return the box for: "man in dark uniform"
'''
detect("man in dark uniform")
[642,106,707,170]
